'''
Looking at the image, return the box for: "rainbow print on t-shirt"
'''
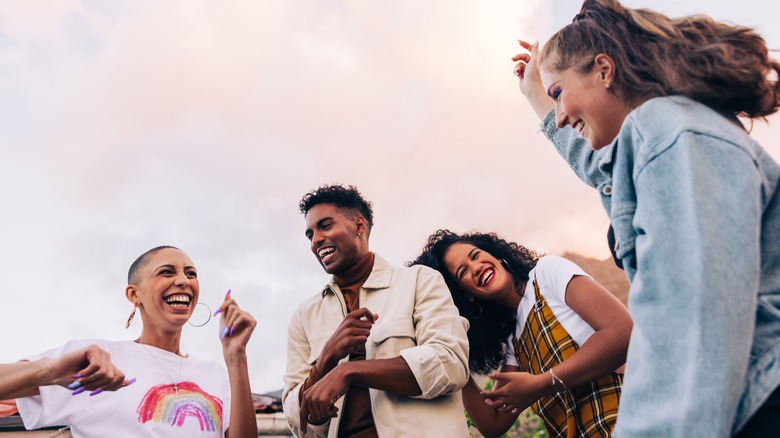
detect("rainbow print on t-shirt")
[137,382,223,432]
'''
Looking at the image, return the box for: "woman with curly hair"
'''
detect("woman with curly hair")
[410,230,632,437]
[512,0,780,435]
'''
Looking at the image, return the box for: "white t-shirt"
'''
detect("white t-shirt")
[16,339,231,438]
[505,256,594,367]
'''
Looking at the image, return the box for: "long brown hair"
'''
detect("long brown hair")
[541,0,780,119]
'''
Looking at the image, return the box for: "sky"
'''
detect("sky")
[2,0,779,394]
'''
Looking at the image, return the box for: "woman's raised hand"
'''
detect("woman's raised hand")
[512,39,554,120]
[214,290,257,356]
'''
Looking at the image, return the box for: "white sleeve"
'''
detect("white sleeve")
[504,336,518,367]
[15,339,94,430]
[534,256,590,305]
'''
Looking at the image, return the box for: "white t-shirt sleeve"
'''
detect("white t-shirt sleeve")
[502,256,591,368]
[504,337,519,367]
[16,339,94,430]
[534,255,590,306]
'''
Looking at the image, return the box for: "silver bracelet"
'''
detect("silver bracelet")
[549,368,567,392]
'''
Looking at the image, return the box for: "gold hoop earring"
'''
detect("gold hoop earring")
[124,305,137,329]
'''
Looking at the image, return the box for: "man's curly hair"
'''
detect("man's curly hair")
[299,184,374,231]
[408,229,540,374]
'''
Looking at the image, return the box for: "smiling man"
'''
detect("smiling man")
[282,184,470,438]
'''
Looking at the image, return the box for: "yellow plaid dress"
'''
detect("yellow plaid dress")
[512,275,622,438]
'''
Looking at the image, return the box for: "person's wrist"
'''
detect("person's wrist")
[525,89,554,120]
[535,371,556,398]
[223,347,248,364]
[335,361,356,385]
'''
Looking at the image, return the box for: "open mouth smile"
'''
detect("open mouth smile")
[163,294,192,310]
[318,246,336,264]
[478,268,495,287]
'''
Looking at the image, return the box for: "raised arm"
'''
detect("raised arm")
[514,39,609,189]
[215,292,258,438]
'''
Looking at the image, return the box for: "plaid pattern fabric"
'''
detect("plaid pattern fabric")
[513,274,622,438]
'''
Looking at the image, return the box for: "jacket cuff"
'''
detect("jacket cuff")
[282,384,331,437]
[399,345,451,399]
[541,109,557,140]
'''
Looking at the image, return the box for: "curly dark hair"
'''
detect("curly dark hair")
[408,230,540,375]
[298,184,374,231]
[541,0,780,119]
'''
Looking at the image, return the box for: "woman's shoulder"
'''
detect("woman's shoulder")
[627,96,753,156]
[532,256,589,300]
[534,255,584,273]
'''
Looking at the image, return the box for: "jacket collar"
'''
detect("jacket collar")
[321,253,393,297]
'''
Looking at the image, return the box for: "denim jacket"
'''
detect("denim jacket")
[542,96,780,437]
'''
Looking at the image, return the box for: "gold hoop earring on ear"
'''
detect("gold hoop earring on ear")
[124,305,138,329]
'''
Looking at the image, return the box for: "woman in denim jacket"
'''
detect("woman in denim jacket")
[513,0,780,436]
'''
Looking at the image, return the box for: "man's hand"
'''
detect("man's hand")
[317,308,378,374]
[299,364,351,434]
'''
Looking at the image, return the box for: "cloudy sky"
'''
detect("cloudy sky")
[3,0,779,394]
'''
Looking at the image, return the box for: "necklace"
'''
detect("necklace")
[137,341,184,395]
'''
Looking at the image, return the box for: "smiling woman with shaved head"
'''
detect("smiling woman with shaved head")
[13,246,258,438]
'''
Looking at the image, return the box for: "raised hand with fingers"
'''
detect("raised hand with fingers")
[512,39,554,120]
[214,289,257,356]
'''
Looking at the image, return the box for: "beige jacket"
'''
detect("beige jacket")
[282,254,470,437]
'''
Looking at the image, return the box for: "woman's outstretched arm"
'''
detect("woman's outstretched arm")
[2,345,132,399]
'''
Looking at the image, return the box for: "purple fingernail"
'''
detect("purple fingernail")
[89,388,104,396]
[213,307,222,316]
[67,381,82,390]
[221,326,229,338]
[73,374,82,379]
[72,387,86,396]
[229,326,235,336]
[126,378,137,386]
[225,289,231,297]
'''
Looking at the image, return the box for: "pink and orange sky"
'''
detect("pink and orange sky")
[2,0,779,393]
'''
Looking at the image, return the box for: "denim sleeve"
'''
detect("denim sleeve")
[613,133,761,437]
[541,110,610,189]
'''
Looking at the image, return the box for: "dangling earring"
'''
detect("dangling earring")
[468,298,483,319]
[124,305,137,329]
